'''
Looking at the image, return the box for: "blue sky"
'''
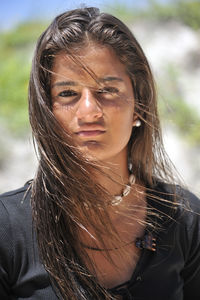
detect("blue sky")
[0,0,169,31]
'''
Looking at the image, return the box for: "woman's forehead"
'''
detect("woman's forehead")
[51,45,129,86]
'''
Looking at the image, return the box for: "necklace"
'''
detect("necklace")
[82,239,135,251]
[82,234,156,252]
[110,173,135,206]
[83,173,135,209]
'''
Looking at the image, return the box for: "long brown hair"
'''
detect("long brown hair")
[29,7,177,299]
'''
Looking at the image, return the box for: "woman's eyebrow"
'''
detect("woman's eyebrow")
[52,80,78,88]
[98,76,123,83]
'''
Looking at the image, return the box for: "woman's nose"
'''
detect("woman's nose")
[76,88,103,122]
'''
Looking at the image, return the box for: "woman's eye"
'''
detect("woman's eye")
[58,90,77,97]
[97,87,119,94]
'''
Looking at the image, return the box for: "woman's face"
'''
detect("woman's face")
[51,44,136,164]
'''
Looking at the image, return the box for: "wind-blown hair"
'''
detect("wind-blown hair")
[29,7,176,299]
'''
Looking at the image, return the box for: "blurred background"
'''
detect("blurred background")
[0,0,200,194]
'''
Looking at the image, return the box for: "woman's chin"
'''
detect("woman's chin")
[77,141,105,161]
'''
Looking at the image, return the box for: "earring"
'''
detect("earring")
[135,119,141,127]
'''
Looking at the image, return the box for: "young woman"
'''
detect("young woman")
[0,7,200,300]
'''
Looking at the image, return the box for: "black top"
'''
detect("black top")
[0,181,200,300]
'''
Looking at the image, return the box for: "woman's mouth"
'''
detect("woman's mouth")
[76,130,106,137]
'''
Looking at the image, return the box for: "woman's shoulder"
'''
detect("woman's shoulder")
[0,181,33,278]
[0,180,32,210]
[154,181,200,227]
[153,180,199,207]
[0,181,33,243]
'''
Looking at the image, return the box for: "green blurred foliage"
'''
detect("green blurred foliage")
[147,0,200,30]
[0,54,30,132]
[0,22,47,135]
[104,1,139,23]
[158,65,200,146]
[106,0,200,29]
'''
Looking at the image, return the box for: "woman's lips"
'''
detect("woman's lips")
[76,130,105,137]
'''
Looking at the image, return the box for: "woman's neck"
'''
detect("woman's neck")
[94,158,130,197]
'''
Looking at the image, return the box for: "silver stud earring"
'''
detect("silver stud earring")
[135,119,141,127]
